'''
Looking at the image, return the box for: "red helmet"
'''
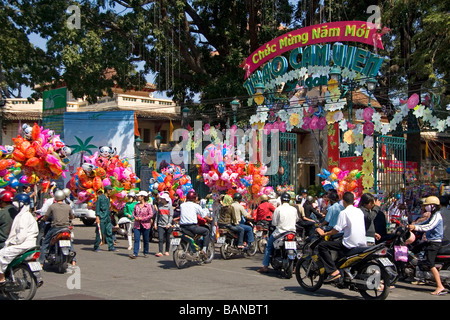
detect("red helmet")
[186,190,197,202]
[0,191,14,202]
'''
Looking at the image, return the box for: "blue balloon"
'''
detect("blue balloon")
[157,175,165,183]
[218,161,226,174]
[322,169,331,178]
[10,178,19,188]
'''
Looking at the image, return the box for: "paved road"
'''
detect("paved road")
[33,220,450,304]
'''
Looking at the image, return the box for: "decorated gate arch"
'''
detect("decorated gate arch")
[242,20,450,198]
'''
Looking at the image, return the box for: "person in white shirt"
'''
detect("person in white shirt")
[316,191,366,282]
[0,194,38,283]
[179,190,210,256]
[257,192,298,273]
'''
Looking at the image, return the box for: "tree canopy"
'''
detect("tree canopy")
[1,0,448,117]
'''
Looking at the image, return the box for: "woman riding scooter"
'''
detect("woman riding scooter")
[408,196,446,295]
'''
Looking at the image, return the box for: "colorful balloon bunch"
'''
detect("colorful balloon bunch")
[195,143,270,202]
[149,164,193,200]
[68,148,140,211]
[0,123,70,189]
[318,167,362,196]
[0,155,22,188]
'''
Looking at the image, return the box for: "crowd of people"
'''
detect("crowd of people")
[0,180,449,297]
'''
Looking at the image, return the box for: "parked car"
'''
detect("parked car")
[72,202,96,226]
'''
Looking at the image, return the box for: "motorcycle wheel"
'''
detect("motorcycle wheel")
[5,265,38,300]
[295,257,323,292]
[442,264,450,289]
[203,241,215,264]
[358,262,391,300]
[220,240,233,260]
[246,241,258,257]
[57,262,68,274]
[282,260,294,279]
[173,242,189,269]
[257,238,267,254]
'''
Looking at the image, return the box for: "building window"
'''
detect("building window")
[160,130,168,144]
[123,97,137,102]
[143,128,151,143]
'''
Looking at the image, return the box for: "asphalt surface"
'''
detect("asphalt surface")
[29,220,450,307]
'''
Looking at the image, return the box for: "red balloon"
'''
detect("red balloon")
[25,157,40,167]
[25,146,36,159]
[12,149,26,162]
[251,184,260,194]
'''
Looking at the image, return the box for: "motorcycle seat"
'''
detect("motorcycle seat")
[21,246,41,254]
[343,244,383,257]
[438,243,450,255]
[54,228,71,235]
[180,227,196,238]
[117,217,131,224]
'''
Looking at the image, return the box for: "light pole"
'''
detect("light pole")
[330,66,356,123]
[134,136,142,189]
[182,106,190,129]
[155,132,162,152]
[366,78,377,108]
[230,98,240,124]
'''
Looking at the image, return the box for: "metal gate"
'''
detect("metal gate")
[373,135,406,196]
[268,132,298,192]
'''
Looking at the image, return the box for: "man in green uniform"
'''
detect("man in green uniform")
[93,186,116,252]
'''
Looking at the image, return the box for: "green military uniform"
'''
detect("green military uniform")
[93,187,115,251]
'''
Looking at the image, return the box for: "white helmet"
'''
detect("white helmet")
[54,190,65,201]
[63,188,71,198]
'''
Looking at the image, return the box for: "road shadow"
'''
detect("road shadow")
[283,285,363,300]
[243,266,293,279]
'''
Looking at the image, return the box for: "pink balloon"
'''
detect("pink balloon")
[102,178,111,187]
[407,93,419,109]
[19,176,28,184]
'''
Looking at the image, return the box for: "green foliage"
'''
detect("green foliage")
[0,0,448,115]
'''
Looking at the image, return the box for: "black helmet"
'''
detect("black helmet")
[233,193,242,202]
[280,192,291,203]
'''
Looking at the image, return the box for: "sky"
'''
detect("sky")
[22,25,171,100]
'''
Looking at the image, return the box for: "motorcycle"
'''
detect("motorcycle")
[269,231,298,278]
[113,217,132,239]
[0,246,43,300]
[43,227,76,274]
[217,225,258,259]
[295,234,397,300]
[171,225,215,268]
[385,225,450,288]
[255,221,271,254]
